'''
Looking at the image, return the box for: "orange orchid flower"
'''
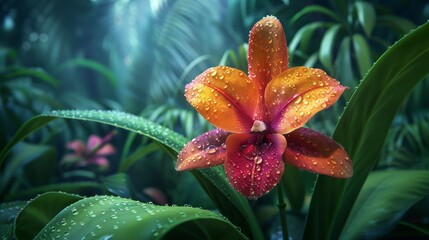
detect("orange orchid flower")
[176,16,352,198]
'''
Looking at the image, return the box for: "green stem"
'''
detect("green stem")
[277,181,289,240]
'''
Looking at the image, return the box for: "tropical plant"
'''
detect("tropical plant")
[288,0,417,90]
[0,13,428,239]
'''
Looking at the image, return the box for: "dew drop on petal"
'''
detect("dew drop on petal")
[205,145,217,154]
[254,156,263,164]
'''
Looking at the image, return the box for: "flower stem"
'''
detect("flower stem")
[277,180,289,240]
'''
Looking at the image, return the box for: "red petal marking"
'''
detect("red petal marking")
[176,129,231,171]
[283,128,353,178]
[185,66,261,133]
[224,133,287,198]
[248,16,289,91]
[266,66,346,134]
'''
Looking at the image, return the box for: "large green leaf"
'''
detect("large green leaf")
[15,192,83,240]
[0,110,262,239]
[304,21,429,240]
[20,193,246,239]
[340,170,429,239]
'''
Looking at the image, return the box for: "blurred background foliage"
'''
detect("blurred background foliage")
[0,0,428,238]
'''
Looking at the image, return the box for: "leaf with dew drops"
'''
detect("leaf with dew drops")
[0,110,263,239]
[17,192,247,239]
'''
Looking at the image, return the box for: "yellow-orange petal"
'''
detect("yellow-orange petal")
[283,127,353,178]
[176,129,230,171]
[266,66,346,134]
[185,66,260,133]
[248,16,288,91]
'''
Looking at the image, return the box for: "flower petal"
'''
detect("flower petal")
[266,66,346,134]
[91,157,110,170]
[96,144,116,156]
[176,129,231,171]
[66,140,87,156]
[248,16,288,90]
[283,128,352,178]
[87,135,102,150]
[185,66,260,133]
[224,133,287,198]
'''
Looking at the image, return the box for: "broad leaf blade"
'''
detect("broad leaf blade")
[31,194,246,239]
[15,192,83,240]
[304,21,429,240]
[0,110,262,239]
[341,170,429,239]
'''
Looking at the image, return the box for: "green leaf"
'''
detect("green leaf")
[389,221,429,237]
[341,170,429,239]
[289,22,331,54]
[0,67,58,86]
[319,24,342,71]
[304,52,319,67]
[60,58,118,87]
[354,1,376,36]
[283,164,305,212]
[335,36,356,90]
[0,110,262,239]
[352,33,372,78]
[119,142,159,172]
[101,173,133,198]
[0,143,55,197]
[289,5,341,25]
[4,182,106,201]
[379,16,416,36]
[304,21,429,240]
[15,192,83,240]
[26,194,246,239]
[0,201,26,239]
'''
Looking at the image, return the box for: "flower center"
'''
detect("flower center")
[250,120,267,132]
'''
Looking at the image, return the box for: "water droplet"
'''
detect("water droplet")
[294,96,302,104]
[210,70,217,77]
[254,156,263,164]
[206,145,217,154]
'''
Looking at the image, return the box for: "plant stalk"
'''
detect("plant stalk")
[277,181,289,240]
